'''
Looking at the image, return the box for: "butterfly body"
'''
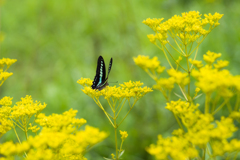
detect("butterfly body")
[92,56,113,90]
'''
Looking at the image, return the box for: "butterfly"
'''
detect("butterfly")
[91,56,113,90]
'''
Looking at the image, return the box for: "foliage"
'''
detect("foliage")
[0,59,108,160]
[134,11,240,159]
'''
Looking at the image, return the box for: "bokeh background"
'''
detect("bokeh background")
[1,0,240,159]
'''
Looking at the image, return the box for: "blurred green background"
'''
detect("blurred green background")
[1,0,240,159]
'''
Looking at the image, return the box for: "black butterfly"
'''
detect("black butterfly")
[91,56,113,90]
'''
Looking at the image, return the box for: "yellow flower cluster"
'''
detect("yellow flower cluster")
[78,78,152,159]
[11,95,46,121]
[78,78,152,100]
[147,99,239,159]
[0,58,17,86]
[36,109,87,133]
[211,139,240,156]
[167,69,189,86]
[120,130,128,141]
[133,55,166,83]
[146,134,198,160]
[192,64,239,96]
[165,99,199,115]
[0,108,108,160]
[0,98,13,137]
[143,11,223,46]
[133,55,165,73]
[203,50,221,64]
[153,77,175,91]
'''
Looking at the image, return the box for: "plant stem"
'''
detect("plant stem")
[205,93,210,114]
[114,110,118,159]
[173,113,184,131]
[234,92,240,111]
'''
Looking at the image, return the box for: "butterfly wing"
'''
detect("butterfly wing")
[91,56,106,89]
[106,58,113,78]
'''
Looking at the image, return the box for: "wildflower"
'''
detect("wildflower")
[229,111,240,120]
[28,123,40,133]
[0,98,13,137]
[213,60,229,69]
[203,50,221,65]
[0,58,17,87]
[189,59,203,69]
[0,96,13,106]
[120,130,128,141]
[146,135,198,160]
[0,72,13,87]
[78,79,152,101]
[36,109,87,133]
[11,95,46,120]
[143,11,223,47]
[0,58,17,69]
[191,65,233,94]
[77,78,93,87]
[167,69,190,86]
[153,77,175,91]
[165,99,199,116]
[133,55,161,72]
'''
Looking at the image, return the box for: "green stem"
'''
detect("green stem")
[155,43,174,69]
[162,45,187,72]
[24,126,28,140]
[118,99,137,127]
[114,111,118,160]
[145,69,157,81]
[178,85,188,101]
[186,56,191,102]
[13,126,28,158]
[234,92,240,111]
[205,93,210,114]
[212,99,229,115]
[94,98,115,128]
[173,113,184,131]
[203,147,206,160]
[226,101,232,113]
[116,99,127,118]
[13,126,21,144]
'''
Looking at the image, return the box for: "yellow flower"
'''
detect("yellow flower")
[120,130,128,140]
[191,65,233,94]
[147,34,157,44]
[28,123,40,133]
[74,125,108,147]
[229,111,240,120]
[165,99,199,115]
[210,117,237,139]
[204,12,223,26]
[189,58,203,69]
[133,55,161,71]
[77,78,93,87]
[36,109,87,132]
[146,134,198,160]
[0,58,17,87]
[203,50,221,65]
[153,77,175,91]
[213,60,229,69]
[142,18,164,30]
[167,69,190,86]
[0,102,13,137]
[79,79,152,100]
[0,96,13,106]
[0,72,13,87]
[0,141,18,157]
[143,11,223,47]
[0,58,17,69]
[11,95,46,120]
